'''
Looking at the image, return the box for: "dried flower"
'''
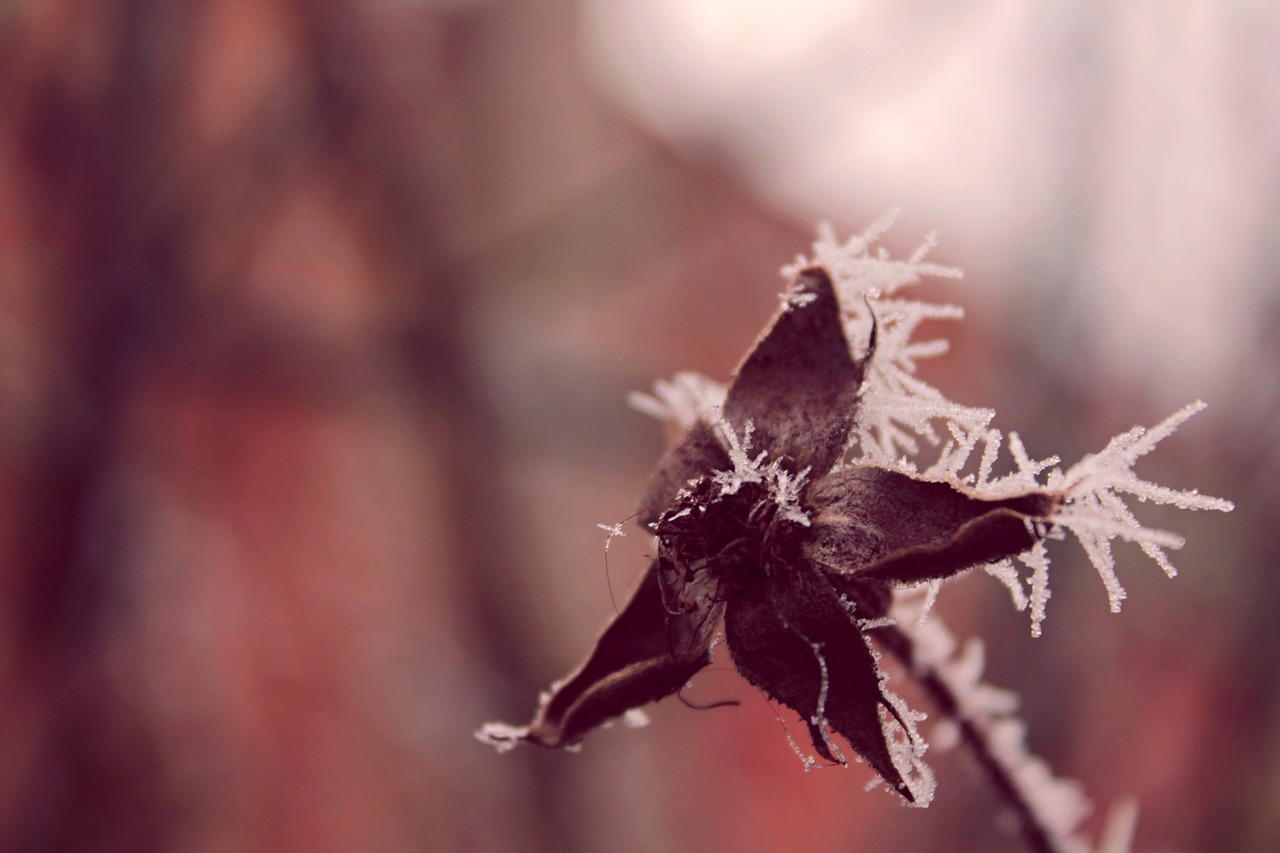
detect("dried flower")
[477,218,1232,828]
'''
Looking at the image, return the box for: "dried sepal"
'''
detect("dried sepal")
[724,563,915,798]
[723,267,868,476]
[478,564,716,752]
[806,467,1059,586]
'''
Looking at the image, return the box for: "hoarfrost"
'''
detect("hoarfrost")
[774,708,819,773]
[892,592,1108,852]
[983,559,1029,611]
[785,219,1231,632]
[876,678,935,808]
[1043,401,1234,614]
[597,522,626,551]
[475,721,529,754]
[785,215,994,470]
[628,371,725,432]
[709,412,812,527]
[622,708,650,729]
[805,639,847,765]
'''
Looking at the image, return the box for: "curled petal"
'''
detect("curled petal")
[723,267,869,478]
[806,467,1058,585]
[484,563,717,751]
[723,562,913,799]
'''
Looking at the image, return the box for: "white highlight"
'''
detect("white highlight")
[474,721,529,753]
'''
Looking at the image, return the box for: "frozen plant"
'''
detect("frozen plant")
[477,214,1232,852]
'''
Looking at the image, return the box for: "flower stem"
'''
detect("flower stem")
[877,624,1062,853]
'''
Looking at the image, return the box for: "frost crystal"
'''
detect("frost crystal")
[597,522,626,550]
[708,413,812,527]
[1044,400,1235,613]
[627,371,725,433]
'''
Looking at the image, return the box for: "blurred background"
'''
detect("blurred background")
[0,1,1276,851]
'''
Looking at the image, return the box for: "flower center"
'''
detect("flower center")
[655,474,808,612]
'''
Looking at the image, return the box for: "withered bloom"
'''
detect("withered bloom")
[478,266,1059,800]
[479,222,1231,853]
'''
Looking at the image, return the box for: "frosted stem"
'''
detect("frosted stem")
[877,624,1082,853]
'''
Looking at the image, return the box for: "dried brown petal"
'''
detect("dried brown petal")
[520,563,717,749]
[723,267,868,478]
[806,467,1058,585]
[723,560,913,799]
[636,420,730,529]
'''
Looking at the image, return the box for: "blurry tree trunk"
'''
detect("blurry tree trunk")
[0,1,573,850]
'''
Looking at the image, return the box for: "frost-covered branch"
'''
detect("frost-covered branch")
[878,594,1132,853]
